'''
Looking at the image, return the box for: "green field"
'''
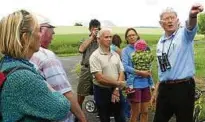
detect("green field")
[54,26,164,35]
[51,26,205,80]
[52,26,168,55]
[51,33,161,55]
[51,26,164,55]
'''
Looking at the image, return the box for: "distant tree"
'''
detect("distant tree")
[197,13,205,38]
[74,22,83,26]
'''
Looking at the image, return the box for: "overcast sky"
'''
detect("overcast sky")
[0,0,204,27]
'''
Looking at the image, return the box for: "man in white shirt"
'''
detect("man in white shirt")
[30,18,86,122]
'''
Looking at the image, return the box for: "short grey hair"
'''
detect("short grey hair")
[97,28,112,38]
[160,7,177,20]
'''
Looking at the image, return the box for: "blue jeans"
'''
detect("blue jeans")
[123,97,131,118]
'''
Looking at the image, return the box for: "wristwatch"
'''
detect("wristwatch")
[115,87,119,91]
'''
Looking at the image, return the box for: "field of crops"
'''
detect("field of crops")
[52,26,165,54]
[54,26,164,35]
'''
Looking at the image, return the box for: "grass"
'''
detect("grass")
[54,26,163,35]
[50,33,161,54]
[194,41,205,79]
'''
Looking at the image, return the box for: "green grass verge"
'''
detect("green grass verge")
[50,34,161,54]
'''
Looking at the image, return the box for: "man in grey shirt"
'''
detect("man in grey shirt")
[77,19,101,109]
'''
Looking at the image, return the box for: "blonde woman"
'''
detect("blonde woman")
[0,10,70,121]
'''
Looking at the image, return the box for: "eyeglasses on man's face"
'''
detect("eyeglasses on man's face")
[161,16,177,22]
[40,25,54,32]
[40,25,54,29]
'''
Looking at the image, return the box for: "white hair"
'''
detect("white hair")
[160,7,177,20]
[97,28,112,38]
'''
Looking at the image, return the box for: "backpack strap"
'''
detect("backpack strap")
[3,66,31,77]
[0,66,32,121]
[0,66,32,88]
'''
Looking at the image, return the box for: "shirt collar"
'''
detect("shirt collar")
[160,29,178,43]
[128,44,134,49]
[98,46,113,55]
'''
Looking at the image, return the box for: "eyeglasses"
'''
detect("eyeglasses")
[40,25,55,32]
[127,34,137,38]
[40,25,54,28]
[161,16,177,22]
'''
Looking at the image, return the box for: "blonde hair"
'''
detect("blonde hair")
[0,10,38,58]
[160,7,177,20]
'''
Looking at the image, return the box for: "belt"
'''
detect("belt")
[161,78,193,84]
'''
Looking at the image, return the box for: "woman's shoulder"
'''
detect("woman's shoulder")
[122,45,130,52]
[2,60,43,86]
[2,59,35,73]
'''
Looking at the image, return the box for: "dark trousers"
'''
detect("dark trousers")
[94,85,126,122]
[153,78,195,122]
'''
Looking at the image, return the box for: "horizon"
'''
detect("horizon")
[54,25,162,28]
[0,0,204,27]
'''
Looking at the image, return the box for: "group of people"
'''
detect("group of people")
[0,3,203,122]
[77,3,204,122]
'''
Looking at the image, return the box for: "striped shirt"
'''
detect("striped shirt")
[30,47,73,122]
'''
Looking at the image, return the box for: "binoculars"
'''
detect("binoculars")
[158,53,171,72]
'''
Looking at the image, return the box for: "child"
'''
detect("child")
[126,40,155,94]
[110,34,122,56]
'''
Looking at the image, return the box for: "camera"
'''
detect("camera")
[158,53,171,72]
[90,28,100,37]
[95,30,99,36]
